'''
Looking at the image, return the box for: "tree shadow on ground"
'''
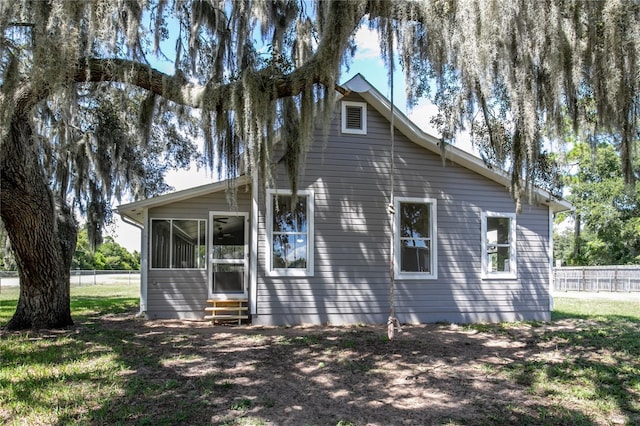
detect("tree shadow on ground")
[2,306,639,425]
[69,318,635,424]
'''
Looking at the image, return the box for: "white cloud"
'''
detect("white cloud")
[353,26,383,62]
[407,99,476,155]
[165,167,214,191]
[407,99,441,136]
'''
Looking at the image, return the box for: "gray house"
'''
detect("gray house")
[118,74,571,325]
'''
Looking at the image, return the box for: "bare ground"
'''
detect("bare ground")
[79,313,637,426]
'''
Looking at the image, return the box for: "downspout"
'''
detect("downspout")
[548,208,554,314]
[121,211,148,316]
[250,173,258,315]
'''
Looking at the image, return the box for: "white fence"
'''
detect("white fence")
[553,266,640,293]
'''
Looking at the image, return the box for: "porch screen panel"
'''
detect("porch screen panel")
[151,219,171,268]
[212,264,244,293]
[151,219,206,269]
[212,215,245,260]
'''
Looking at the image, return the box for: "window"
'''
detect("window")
[481,212,517,278]
[394,197,438,280]
[151,219,206,269]
[341,101,367,134]
[266,190,314,276]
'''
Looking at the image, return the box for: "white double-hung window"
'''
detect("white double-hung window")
[266,189,314,277]
[481,212,517,278]
[394,197,438,280]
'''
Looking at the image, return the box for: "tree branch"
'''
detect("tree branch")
[71,2,363,110]
[8,0,363,119]
[75,56,348,108]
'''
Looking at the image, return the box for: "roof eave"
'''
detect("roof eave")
[117,175,250,225]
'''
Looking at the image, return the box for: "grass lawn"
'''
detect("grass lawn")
[0,286,638,425]
[553,295,640,320]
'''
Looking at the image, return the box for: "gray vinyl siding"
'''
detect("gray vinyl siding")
[253,94,551,325]
[140,92,552,324]
[145,191,251,319]
[146,270,208,319]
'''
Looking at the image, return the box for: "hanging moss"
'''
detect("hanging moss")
[1,0,638,221]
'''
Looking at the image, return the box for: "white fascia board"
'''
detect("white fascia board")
[117,175,250,226]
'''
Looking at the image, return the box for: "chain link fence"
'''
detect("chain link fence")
[4,267,638,293]
[0,270,141,289]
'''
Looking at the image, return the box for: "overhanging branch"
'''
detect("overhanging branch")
[5,0,368,122]
[74,57,349,108]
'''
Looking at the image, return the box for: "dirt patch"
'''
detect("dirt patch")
[77,316,635,425]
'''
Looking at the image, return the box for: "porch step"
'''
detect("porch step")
[205,306,249,312]
[204,299,249,325]
[206,299,248,304]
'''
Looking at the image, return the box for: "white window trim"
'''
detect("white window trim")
[394,197,438,280]
[266,189,315,277]
[149,218,207,270]
[341,101,367,135]
[481,211,517,279]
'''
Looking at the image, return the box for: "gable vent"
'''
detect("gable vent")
[346,105,363,129]
[341,101,367,135]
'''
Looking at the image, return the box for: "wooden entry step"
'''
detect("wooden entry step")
[204,299,249,325]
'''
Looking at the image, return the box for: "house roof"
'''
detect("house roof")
[341,74,572,214]
[118,74,571,225]
[117,175,250,226]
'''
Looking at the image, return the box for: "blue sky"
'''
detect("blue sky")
[109,26,449,252]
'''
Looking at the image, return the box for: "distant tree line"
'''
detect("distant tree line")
[72,229,140,271]
[0,224,139,271]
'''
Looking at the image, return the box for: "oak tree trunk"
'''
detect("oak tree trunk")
[0,110,77,330]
